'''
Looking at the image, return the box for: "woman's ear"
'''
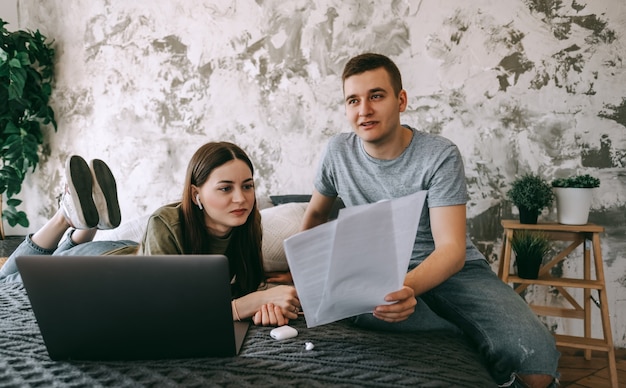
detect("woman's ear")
[195,193,203,210]
[190,185,200,206]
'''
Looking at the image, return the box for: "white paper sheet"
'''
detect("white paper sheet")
[284,190,427,328]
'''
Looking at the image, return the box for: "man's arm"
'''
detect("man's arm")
[373,204,467,322]
[403,204,467,295]
[300,189,337,231]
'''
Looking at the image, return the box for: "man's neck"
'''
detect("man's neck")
[362,125,413,160]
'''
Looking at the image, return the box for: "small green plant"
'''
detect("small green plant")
[551,174,600,188]
[0,18,56,230]
[507,173,555,212]
[511,230,551,278]
[511,231,551,259]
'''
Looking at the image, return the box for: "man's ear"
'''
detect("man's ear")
[398,89,408,113]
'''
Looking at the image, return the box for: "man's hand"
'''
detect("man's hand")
[372,286,417,322]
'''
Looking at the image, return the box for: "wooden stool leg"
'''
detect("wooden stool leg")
[499,229,514,282]
[498,233,504,278]
[591,233,618,387]
[584,238,591,360]
[0,199,4,240]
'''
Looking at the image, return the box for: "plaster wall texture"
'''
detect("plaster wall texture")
[0,0,18,27]
[12,0,626,347]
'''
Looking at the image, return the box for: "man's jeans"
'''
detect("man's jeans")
[350,259,560,386]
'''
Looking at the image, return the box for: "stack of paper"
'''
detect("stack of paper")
[284,191,427,328]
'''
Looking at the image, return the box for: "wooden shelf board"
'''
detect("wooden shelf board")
[529,305,585,319]
[508,276,604,289]
[555,334,612,352]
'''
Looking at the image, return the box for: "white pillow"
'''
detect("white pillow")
[260,202,308,272]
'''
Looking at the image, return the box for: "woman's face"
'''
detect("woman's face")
[194,159,255,237]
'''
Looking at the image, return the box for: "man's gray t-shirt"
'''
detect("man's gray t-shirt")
[314,125,485,268]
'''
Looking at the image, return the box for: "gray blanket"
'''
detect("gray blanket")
[0,282,496,387]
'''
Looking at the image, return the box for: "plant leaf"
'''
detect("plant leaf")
[8,57,22,68]
[8,67,27,100]
[6,198,22,206]
[1,19,56,228]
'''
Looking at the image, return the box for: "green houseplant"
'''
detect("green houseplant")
[551,174,600,225]
[551,174,600,189]
[511,230,551,279]
[0,19,56,236]
[507,173,554,224]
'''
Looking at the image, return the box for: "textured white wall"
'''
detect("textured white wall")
[11,0,626,347]
[0,0,17,27]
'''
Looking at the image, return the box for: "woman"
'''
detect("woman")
[0,142,300,326]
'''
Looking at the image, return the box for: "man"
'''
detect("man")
[301,53,559,388]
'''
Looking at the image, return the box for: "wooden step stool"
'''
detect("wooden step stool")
[498,220,618,387]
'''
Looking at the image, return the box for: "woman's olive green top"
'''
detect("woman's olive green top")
[105,202,230,256]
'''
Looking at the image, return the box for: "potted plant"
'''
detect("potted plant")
[551,174,600,225]
[511,230,551,279]
[0,19,56,237]
[507,173,555,224]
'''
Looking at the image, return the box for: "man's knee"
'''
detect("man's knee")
[488,334,559,385]
[515,373,557,388]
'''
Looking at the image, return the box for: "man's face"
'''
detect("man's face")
[343,67,407,145]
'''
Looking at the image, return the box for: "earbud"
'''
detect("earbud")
[196,194,203,210]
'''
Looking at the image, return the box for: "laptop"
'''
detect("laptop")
[16,254,249,361]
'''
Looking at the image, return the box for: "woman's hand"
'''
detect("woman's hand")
[252,303,289,326]
[372,286,417,322]
[250,285,300,326]
[235,285,301,326]
[262,285,300,317]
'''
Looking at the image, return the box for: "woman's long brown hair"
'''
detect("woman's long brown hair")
[180,142,264,297]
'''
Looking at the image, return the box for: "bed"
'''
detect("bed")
[0,281,496,387]
[0,199,497,387]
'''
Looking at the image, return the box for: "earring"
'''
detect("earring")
[196,194,203,210]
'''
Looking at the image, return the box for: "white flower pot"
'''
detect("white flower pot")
[554,187,594,225]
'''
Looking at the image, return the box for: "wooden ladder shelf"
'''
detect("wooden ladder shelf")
[498,220,618,387]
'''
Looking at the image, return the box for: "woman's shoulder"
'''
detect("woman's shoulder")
[149,202,182,226]
[140,202,185,255]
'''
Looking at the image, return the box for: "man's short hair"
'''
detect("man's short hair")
[342,53,403,95]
